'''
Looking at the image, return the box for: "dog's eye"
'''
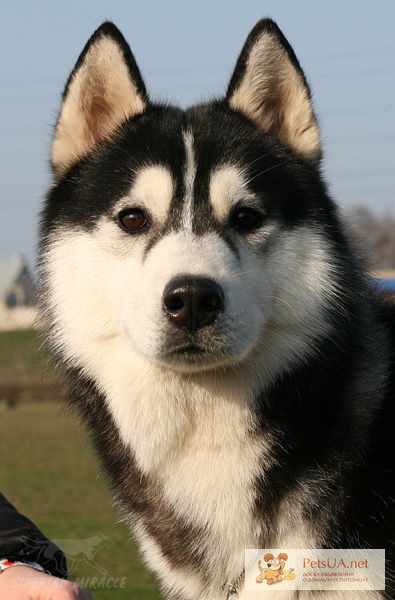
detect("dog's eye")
[230,207,264,233]
[117,208,148,233]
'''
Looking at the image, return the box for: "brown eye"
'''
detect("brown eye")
[230,207,264,233]
[117,208,148,233]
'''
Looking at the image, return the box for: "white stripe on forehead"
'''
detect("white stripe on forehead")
[182,130,196,231]
[209,165,254,223]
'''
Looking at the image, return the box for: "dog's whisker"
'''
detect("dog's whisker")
[244,162,286,184]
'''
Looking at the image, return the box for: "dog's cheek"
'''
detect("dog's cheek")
[263,226,337,331]
[223,280,268,358]
[105,250,163,355]
[42,229,122,369]
[232,249,273,346]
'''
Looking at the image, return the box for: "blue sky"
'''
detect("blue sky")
[1,0,394,264]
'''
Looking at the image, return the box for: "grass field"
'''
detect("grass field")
[0,351,161,600]
[0,330,49,378]
[0,329,53,381]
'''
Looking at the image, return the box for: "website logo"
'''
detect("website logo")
[245,549,385,592]
[256,552,296,586]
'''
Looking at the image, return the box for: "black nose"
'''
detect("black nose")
[163,277,224,331]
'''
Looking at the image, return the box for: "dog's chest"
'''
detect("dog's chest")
[158,401,264,538]
[105,368,269,583]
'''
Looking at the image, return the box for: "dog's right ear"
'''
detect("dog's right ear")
[51,22,148,177]
[278,553,288,561]
[264,553,274,562]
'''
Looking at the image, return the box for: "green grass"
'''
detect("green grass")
[0,329,53,381]
[0,402,161,599]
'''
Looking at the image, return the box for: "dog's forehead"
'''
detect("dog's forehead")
[123,105,273,182]
[118,108,270,227]
[115,156,223,243]
[122,151,251,225]
[108,112,256,233]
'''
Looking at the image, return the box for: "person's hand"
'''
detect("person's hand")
[0,565,93,599]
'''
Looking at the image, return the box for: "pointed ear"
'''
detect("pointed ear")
[51,22,148,177]
[226,19,321,162]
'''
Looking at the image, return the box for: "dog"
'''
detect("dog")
[38,18,394,600]
[256,552,288,585]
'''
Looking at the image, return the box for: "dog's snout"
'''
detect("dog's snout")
[163,277,224,331]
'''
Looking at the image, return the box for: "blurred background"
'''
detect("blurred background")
[0,1,394,598]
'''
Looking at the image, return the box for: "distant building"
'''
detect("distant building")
[0,255,36,308]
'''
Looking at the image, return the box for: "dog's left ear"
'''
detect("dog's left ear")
[52,22,148,177]
[226,19,321,163]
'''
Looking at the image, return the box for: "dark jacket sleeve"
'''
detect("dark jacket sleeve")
[0,492,67,578]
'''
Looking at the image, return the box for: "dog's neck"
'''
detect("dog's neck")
[80,334,262,473]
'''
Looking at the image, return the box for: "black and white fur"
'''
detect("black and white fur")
[39,19,394,599]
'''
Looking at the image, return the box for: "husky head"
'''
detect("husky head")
[40,20,343,381]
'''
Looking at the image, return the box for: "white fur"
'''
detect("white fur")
[209,164,256,223]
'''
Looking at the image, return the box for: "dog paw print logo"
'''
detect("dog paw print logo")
[256,552,296,585]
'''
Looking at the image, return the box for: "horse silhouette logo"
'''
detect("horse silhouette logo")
[25,534,113,576]
[52,534,114,575]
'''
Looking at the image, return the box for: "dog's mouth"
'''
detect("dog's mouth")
[155,331,238,372]
[158,341,228,372]
[168,344,206,357]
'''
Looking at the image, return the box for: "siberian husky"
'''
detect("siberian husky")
[39,19,394,599]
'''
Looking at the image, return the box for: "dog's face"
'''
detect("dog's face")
[40,21,341,378]
[264,552,288,571]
